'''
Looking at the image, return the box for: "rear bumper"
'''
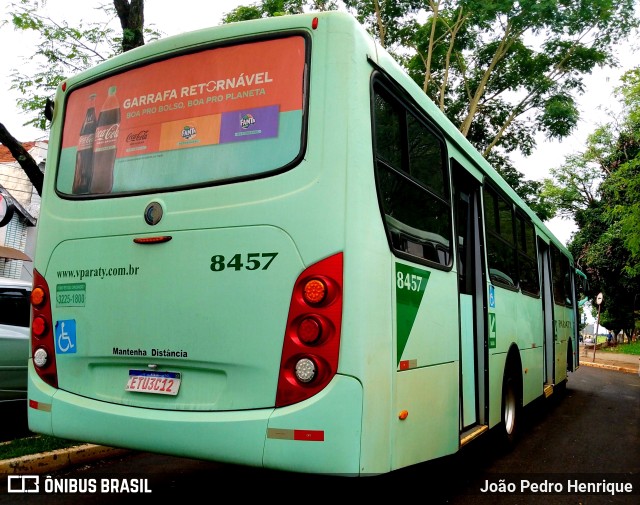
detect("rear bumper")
[28,363,363,475]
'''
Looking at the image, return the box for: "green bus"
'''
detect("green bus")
[29,11,585,476]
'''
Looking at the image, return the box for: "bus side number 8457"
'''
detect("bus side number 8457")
[210,252,278,272]
[397,272,423,292]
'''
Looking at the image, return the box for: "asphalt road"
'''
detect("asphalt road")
[1,365,639,504]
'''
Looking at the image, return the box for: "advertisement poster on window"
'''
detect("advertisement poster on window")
[59,36,305,195]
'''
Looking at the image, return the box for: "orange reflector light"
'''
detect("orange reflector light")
[303,279,326,304]
[31,287,46,307]
[399,410,409,420]
[32,316,47,337]
[133,236,172,244]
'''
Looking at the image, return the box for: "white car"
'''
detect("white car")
[0,277,31,404]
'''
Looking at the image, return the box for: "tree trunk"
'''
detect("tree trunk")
[0,123,43,196]
[113,0,145,52]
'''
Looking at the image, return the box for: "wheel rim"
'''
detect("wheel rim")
[504,381,516,435]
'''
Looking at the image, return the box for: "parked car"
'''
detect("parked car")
[0,277,31,403]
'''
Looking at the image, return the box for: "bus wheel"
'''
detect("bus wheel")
[567,341,574,373]
[553,344,573,398]
[500,368,520,449]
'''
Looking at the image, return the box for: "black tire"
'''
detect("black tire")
[554,343,573,398]
[567,342,574,373]
[500,369,521,449]
[554,378,567,398]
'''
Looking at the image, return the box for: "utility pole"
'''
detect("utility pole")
[633,294,638,344]
[593,292,603,362]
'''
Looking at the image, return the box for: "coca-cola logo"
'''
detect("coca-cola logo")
[78,133,95,149]
[104,124,120,140]
[126,130,149,142]
[95,124,120,142]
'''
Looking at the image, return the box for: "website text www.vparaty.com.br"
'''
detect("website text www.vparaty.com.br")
[56,264,140,280]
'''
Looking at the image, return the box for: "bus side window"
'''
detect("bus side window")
[516,213,540,297]
[550,243,573,307]
[483,186,518,289]
[373,81,452,268]
[576,269,589,306]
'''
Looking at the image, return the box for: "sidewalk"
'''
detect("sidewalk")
[577,345,640,375]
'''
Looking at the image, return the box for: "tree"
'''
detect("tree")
[541,148,603,221]
[342,0,638,218]
[550,67,640,341]
[113,0,144,52]
[222,0,338,23]
[3,0,639,223]
[349,1,638,156]
[0,0,155,195]
[0,122,44,194]
[342,0,423,49]
[224,0,637,220]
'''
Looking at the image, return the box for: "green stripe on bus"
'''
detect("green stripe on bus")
[488,313,497,349]
[395,263,431,366]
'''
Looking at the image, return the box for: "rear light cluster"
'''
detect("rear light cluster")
[275,252,343,407]
[30,269,58,388]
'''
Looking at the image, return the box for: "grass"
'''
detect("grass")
[0,434,81,460]
[601,339,640,355]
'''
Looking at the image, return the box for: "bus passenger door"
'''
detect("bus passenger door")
[538,240,555,389]
[453,163,487,433]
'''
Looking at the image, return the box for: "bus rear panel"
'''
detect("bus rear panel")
[30,13,382,476]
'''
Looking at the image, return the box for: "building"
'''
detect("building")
[0,140,46,281]
[580,322,611,342]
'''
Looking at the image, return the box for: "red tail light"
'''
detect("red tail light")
[276,252,343,407]
[30,269,58,388]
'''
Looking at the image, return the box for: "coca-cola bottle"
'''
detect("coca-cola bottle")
[72,93,97,194]
[91,86,120,194]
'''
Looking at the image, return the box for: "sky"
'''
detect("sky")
[1,0,637,245]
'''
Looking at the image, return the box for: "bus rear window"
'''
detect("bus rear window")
[57,36,307,196]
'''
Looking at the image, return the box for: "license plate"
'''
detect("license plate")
[125,370,181,396]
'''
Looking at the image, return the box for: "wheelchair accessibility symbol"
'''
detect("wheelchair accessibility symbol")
[55,319,77,354]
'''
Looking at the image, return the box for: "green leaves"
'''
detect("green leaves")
[6,0,160,131]
[560,67,640,336]
[222,0,339,23]
[6,1,119,130]
[539,93,579,139]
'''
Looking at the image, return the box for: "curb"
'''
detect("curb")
[0,444,130,475]
[579,360,638,375]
